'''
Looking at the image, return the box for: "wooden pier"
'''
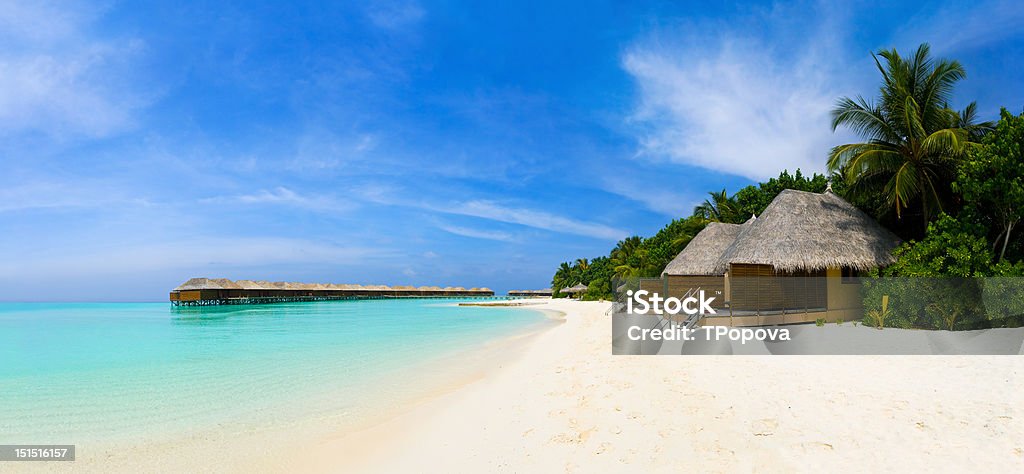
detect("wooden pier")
[170,278,497,307]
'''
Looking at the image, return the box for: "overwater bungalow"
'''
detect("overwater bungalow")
[508,288,553,297]
[170,279,495,306]
[661,187,900,326]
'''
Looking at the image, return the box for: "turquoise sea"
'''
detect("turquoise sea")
[0,299,551,444]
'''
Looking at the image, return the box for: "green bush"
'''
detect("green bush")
[862,214,995,330]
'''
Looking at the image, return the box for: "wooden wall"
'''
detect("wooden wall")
[729,264,827,312]
[665,275,727,309]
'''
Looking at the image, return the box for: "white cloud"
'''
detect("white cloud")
[351,183,628,240]
[622,12,858,181]
[0,180,150,213]
[438,224,515,242]
[449,200,626,240]
[200,187,355,212]
[0,2,148,138]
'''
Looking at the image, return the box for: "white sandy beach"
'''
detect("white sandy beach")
[16,299,1021,473]
[293,298,1022,473]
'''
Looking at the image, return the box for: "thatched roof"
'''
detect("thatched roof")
[173,278,233,291]
[662,222,745,276]
[172,278,491,294]
[560,283,588,294]
[235,279,272,290]
[714,189,901,273]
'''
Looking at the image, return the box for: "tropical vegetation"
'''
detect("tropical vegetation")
[827,44,993,236]
[550,170,828,300]
[550,43,1024,329]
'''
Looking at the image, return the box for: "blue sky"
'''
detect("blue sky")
[1,0,1022,301]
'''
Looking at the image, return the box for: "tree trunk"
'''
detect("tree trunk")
[921,194,930,235]
[999,220,1016,262]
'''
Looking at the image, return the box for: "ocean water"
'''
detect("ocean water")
[0,299,550,444]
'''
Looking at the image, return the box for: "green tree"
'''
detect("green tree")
[881,214,993,277]
[551,261,573,295]
[693,189,743,223]
[954,108,1024,262]
[732,169,829,218]
[863,214,994,330]
[827,43,991,233]
[610,236,645,278]
[639,216,708,276]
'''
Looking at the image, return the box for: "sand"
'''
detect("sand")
[295,298,1023,473]
[16,299,1021,472]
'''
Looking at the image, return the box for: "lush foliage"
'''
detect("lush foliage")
[954,108,1024,262]
[827,43,992,235]
[863,213,1024,329]
[694,170,828,224]
[550,44,1024,330]
[551,170,830,300]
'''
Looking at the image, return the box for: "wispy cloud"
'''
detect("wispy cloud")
[0,2,150,138]
[0,180,151,213]
[622,7,858,181]
[349,182,627,240]
[200,187,356,212]
[448,200,626,240]
[437,224,515,242]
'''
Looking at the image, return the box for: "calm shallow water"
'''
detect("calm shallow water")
[0,299,548,443]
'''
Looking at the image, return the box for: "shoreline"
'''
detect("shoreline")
[300,299,1022,473]
[9,299,1022,472]
[2,301,560,474]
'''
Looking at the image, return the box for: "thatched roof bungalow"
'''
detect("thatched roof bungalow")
[660,218,755,310]
[560,283,588,297]
[663,221,746,276]
[508,288,553,297]
[715,189,900,274]
[660,188,901,325]
[169,278,495,304]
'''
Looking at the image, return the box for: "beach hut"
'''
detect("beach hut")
[719,189,899,324]
[508,288,553,297]
[659,188,900,325]
[661,219,754,309]
[560,283,588,298]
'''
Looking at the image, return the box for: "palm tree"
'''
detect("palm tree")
[610,236,645,278]
[575,258,590,273]
[827,43,992,232]
[551,261,573,291]
[693,189,742,223]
